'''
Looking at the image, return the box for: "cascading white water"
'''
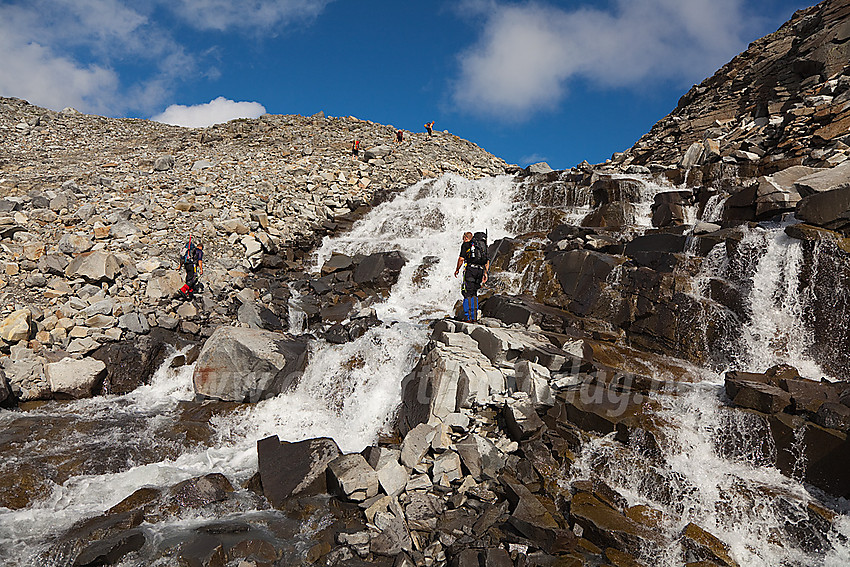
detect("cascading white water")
[702,194,727,223]
[0,173,524,566]
[314,173,521,322]
[690,223,828,378]
[571,387,850,566]
[738,226,825,377]
[611,174,694,229]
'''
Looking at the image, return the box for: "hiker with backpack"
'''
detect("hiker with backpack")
[454,231,489,322]
[179,237,204,299]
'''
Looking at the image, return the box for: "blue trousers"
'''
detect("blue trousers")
[462,296,478,322]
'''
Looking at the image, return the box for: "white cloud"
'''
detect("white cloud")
[0,0,198,115]
[453,0,754,119]
[152,97,266,127]
[0,0,332,116]
[170,0,334,32]
[0,36,121,114]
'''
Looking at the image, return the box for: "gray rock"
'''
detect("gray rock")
[370,511,412,556]
[66,336,101,355]
[49,193,69,211]
[794,161,850,196]
[45,357,106,399]
[400,423,435,468]
[456,434,506,480]
[503,393,546,440]
[431,450,462,485]
[153,155,175,171]
[38,253,69,275]
[514,360,555,406]
[376,458,408,498]
[58,233,93,255]
[65,250,120,282]
[1,345,49,401]
[681,142,705,169]
[796,186,850,231]
[237,302,264,328]
[145,271,183,299]
[405,492,443,531]
[0,368,11,406]
[118,312,150,334]
[84,298,116,317]
[525,162,553,174]
[257,435,341,507]
[192,326,307,402]
[327,453,379,502]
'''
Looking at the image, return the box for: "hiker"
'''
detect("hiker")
[424,121,434,136]
[351,139,361,157]
[454,231,489,322]
[179,237,204,299]
[395,129,404,144]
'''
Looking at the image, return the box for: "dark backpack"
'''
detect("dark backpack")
[181,239,197,266]
[467,232,488,266]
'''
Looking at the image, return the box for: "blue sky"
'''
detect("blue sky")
[0,0,815,169]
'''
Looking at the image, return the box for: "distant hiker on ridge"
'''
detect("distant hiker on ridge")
[424,121,434,136]
[351,139,361,157]
[454,231,489,323]
[395,129,404,144]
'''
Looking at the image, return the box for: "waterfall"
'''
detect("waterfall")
[571,387,850,566]
[0,173,524,566]
[2,170,849,566]
[738,227,825,377]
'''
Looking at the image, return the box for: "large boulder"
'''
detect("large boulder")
[192,326,307,402]
[45,357,107,399]
[256,436,341,508]
[794,160,850,196]
[65,250,120,283]
[550,250,622,315]
[91,329,186,394]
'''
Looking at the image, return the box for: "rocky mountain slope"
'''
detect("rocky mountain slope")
[4,1,850,567]
[617,0,850,177]
[0,97,508,398]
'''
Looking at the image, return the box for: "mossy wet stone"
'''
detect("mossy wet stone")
[569,492,665,555]
[680,522,738,567]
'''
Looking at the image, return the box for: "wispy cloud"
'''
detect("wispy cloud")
[452,0,754,120]
[169,0,334,32]
[153,97,266,127]
[0,0,332,116]
[520,153,549,166]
